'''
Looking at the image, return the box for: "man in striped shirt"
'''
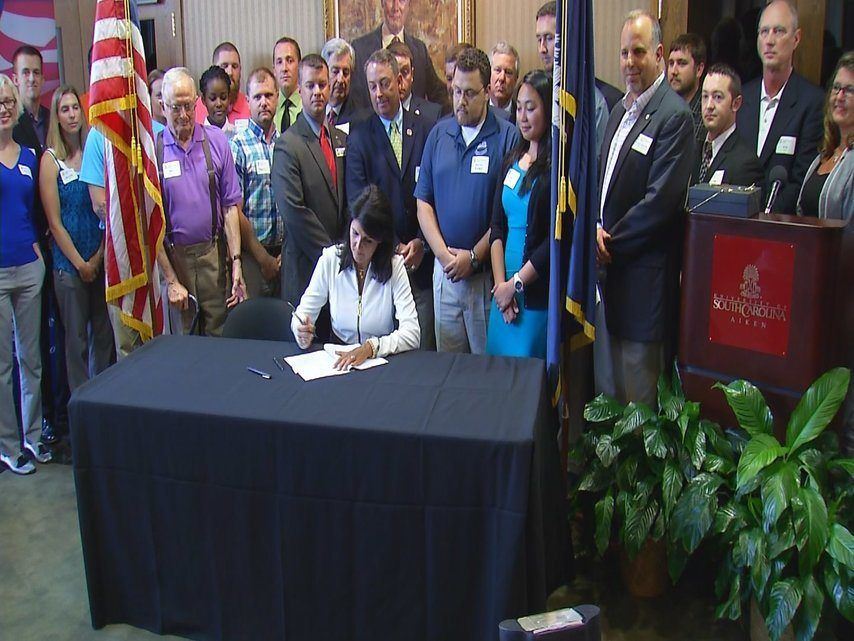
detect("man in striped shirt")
[230,67,282,298]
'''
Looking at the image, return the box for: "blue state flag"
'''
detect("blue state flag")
[546,0,598,403]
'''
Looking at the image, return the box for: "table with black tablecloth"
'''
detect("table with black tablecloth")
[70,335,569,641]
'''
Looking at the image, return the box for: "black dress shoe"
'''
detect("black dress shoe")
[41,418,58,444]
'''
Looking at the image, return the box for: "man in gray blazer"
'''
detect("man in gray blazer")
[272,54,347,339]
[594,10,695,407]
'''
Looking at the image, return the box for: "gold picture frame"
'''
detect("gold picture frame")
[324,0,475,77]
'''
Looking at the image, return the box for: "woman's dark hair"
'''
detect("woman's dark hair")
[199,65,230,96]
[503,69,552,195]
[338,185,396,283]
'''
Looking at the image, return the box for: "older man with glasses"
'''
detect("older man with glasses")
[155,67,244,336]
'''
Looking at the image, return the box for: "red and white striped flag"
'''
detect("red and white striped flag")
[89,0,164,341]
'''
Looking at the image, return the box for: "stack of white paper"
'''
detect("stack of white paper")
[284,344,387,381]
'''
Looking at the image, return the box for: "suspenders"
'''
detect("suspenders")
[155,127,219,242]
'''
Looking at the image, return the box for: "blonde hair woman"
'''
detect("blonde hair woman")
[0,73,50,474]
[39,85,113,395]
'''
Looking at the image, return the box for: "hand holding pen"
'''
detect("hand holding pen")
[288,301,315,349]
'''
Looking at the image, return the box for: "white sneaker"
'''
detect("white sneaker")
[24,440,53,464]
[0,452,36,475]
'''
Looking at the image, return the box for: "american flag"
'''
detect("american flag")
[0,0,58,105]
[89,0,165,340]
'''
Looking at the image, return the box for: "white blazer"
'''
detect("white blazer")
[292,245,420,357]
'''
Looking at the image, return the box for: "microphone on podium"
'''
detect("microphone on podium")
[764,166,788,215]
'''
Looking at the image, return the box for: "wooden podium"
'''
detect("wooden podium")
[678,212,847,433]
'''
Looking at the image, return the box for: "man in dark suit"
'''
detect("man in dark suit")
[735,0,824,214]
[351,0,447,113]
[387,40,441,128]
[693,63,764,189]
[594,11,695,407]
[488,42,519,124]
[321,38,364,135]
[272,55,347,340]
[346,49,434,348]
[12,45,69,443]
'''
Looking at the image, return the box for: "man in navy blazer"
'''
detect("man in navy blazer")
[735,0,823,214]
[346,49,434,348]
[594,11,695,407]
[351,0,447,113]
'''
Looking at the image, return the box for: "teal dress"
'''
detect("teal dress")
[486,163,548,359]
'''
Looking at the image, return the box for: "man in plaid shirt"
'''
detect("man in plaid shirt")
[230,67,283,297]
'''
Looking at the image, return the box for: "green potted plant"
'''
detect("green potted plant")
[574,366,736,596]
[667,367,853,641]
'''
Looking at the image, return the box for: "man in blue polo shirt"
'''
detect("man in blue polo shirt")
[415,47,518,354]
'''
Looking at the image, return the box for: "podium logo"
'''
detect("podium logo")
[708,235,794,357]
[739,265,761,299]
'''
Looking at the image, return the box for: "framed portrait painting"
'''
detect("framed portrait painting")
[324,0,475,77]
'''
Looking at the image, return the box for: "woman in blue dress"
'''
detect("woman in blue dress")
[486,70,552,358]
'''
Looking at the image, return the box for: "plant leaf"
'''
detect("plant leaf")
[792,486,829,575]
[786,367,851,453]
[623,500,658,558]
[583,394,624,422]
[672,362,684,398]
[643,423,668,459]
[796,448,827,491]
[768,518,797,558]
[577,461,612,493]
[662,461,683,519]
[715,573,742,621]
[613,402,655,440]
[760,462,798,532]
[736,434,785,491]
[793,575,823,641]
[828,458,854,476]
[827,523,854,569]
[651,509,666,541]
[594,433,620,468]
[749,535,771,601]
[657,373,683,421]
[671,480,715,554]
[765,578,802,641]
[714,379,773,437]
[685,421,707,470]
[594,491,614,557]
[667,539,688,584]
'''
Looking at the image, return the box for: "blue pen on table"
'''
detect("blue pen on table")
[247,366,272,380]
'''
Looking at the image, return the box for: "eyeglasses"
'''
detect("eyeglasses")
[831,83,854,98]
[452,87,484,102]
[165,102,194,115]
[0,97,17,112]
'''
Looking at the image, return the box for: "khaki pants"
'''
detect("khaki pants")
[242,245,280,299]
[169,239,229,337]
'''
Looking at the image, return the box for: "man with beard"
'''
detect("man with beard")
[668,33,707,143]
[230,68,283,298]
[415,47,518,354]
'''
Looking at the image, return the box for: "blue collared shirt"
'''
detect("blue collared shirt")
[229,119,281,245]
[378,107,403,138]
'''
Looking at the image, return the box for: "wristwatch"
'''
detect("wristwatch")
[513,272,524,293]
[469,249,481,272]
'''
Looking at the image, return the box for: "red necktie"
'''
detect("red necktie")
[319,125,337,189]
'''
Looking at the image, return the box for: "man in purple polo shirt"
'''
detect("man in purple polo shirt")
[158,67,244,336]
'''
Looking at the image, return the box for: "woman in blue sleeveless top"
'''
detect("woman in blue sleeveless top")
[486,70,552,359]
[0,74,50,474]
[39,85,113,393]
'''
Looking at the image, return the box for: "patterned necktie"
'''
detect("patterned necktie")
[389,121,402,168]
[327,109,337,131]
[279,98,292,133]
[388,35,401,48]
[319,125,338,189]
[699,139,713,183]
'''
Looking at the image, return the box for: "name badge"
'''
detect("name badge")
[471,156,489,174]
[631,133,653,156]
[162,160,182,179]
[234,118,249,130]
[415,166,420,183]
[776,135,796,156]
[18,164,32,179]
[504,167,521,189]
[255,159,271,175]
[60,167,78,184]
[710,169,725,186]
[335,122,350,135]
[335,147,346,158]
